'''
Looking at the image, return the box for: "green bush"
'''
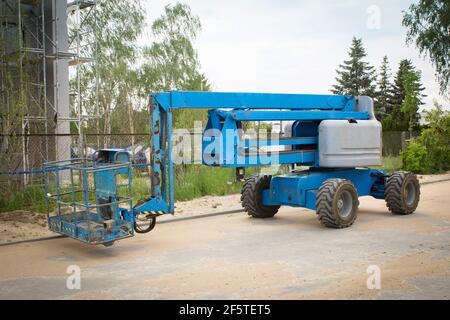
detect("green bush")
[401,102,450,174]
[401,140,428,173]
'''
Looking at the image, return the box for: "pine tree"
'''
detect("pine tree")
[401,69,423,133]
[374,55,392,120]
[331,37,377,97]
[383,59,426,131]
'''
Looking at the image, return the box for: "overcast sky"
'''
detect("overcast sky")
[140,0,448,110]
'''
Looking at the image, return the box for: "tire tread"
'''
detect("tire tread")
[385,171,420,215]
[316,179,359,229]
[241,174,280,218]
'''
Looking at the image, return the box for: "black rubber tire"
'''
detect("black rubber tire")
[134,216,156,234]
[133,199,157,234]
[241,174,280,218]
[316,179,359,229]
[385,171,420,215]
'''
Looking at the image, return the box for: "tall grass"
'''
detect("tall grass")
[0,184,48,213]
[130,165,259,202]
[370,156,402,173]
[174,165,257,201]
[382,156,402,173]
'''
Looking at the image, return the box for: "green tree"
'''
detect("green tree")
[403,0,450,95]
[383,60,426,131]
[73,0,145,145]
[401,69,423,133]
[331,37,377,97]
[141,2,206,92]
[374,56,392,120]
[140,2,212,129]
[184,73,212,92]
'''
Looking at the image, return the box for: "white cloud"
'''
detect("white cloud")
[140,0,448,110]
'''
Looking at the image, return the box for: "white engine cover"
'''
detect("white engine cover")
[318,119,382,167]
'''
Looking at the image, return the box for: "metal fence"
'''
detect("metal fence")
[0,133,150,188]
[0,130,418,188]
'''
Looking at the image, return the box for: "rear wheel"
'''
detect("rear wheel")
[241,174,280,218]
[316,179,359,228]
[385,171,420,215]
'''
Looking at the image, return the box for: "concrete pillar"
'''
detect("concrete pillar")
[44,0,70,163]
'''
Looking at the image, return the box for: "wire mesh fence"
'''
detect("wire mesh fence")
[0,131,418,185]
[0,133,150,187]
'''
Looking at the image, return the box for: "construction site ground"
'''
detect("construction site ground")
[0,173,449,299]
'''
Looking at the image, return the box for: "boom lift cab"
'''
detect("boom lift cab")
[44,91,421,245]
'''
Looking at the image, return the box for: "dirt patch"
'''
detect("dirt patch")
[131,261,294,299]
[0,210,47,225]
[0,211,52,243]
[281,251,450,300]
[418,172,450,184]
[173,194,241,217]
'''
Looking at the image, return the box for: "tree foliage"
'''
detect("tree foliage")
[374,56,392,120]
[140,3,212,129]
[331,37,377,97]
[74,1,211,138]
[74,0,145,144]
[402,101,450,173]
[383,60,426,131]
[403,0,450,95]
[401,69,423,133]
[140,3,208,93]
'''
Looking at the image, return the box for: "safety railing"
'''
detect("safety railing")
[43,157,134,245]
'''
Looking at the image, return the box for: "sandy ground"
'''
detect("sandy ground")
[0,192,245,244]
[1,172,449,244]
[0,211,54,243]
[173,194,242,217]
[416,172,450,184]
[0,178,449,299]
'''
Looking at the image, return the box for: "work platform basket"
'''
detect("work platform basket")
[44,149,135,245]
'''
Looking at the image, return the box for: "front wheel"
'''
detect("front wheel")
[385,171,420,215]
[316,179,359,229]
[241,174,280,218]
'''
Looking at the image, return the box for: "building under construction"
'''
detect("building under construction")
[0,0,97,185]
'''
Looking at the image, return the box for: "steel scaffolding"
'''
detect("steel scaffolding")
[0,0,98,185]
[67,0,99,155]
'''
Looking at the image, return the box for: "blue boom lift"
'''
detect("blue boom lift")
[44,91,420,245]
